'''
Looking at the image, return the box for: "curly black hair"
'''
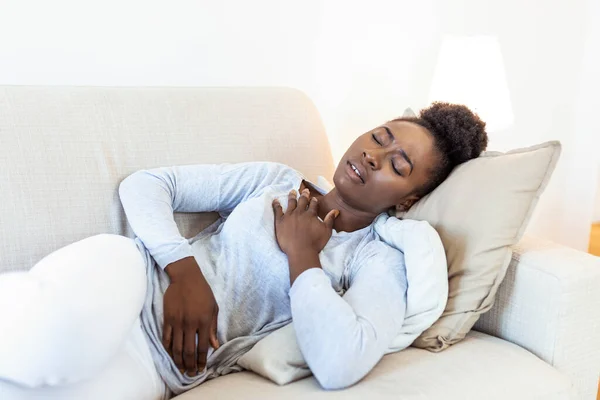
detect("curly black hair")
[394,102,488,197]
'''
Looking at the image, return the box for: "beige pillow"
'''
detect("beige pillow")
[398,141,561,351]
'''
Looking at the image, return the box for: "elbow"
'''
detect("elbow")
[118,171,146,200]
[119,172,136,195]
[318,374,362,391]
[118,177,131,202]
[311,358,367,390]
[305,322,383,390]
[308,343,374,390]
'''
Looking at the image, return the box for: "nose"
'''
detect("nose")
[362,149,381,170]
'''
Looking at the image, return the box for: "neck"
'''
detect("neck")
[317,187,378,233]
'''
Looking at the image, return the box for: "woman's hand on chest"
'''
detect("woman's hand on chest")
[272,188,339,257]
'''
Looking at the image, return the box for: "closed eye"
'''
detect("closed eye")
[371,133,381,145]
[372,133,403,176]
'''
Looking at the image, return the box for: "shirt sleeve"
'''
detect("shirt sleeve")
[288,240,408,390]
[119,161,300,269]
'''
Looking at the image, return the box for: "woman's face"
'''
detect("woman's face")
[332,120,440,215]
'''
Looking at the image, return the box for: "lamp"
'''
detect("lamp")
[429,35,514,133]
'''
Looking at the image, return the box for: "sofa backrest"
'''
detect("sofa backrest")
[0,86,334,272]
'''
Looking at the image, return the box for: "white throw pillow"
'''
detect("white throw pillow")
[237,323,310,385]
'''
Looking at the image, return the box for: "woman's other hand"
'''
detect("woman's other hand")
[272,188,339,257]
[163,257,220,376]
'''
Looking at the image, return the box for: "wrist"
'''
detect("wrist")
[285,246,320,260]
[165,256,203,283]
[286,250,320,267]
[286,249,321,285]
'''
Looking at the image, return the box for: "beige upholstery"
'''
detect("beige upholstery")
[475,236,600,399]
[1,86,597,399]
[176,331,576,400]
[0,86,334,272]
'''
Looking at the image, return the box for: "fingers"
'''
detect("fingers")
[307,196,318,215]
[272,198,283,220]
[172,326,184,372]
[162,324,173,357]
[197,327,209,372]
[209,307,220,350]
[275,189,318,219]
[183,328,198,375]
[323,209,340,230]
[296,188,310,211]
[286,189,298,214]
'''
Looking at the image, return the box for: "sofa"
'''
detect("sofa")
[1,85,598,399]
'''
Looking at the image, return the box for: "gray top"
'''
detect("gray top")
[119,161,408,397]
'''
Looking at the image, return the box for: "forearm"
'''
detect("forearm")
[121,162,291,269]
[288,267,388,390]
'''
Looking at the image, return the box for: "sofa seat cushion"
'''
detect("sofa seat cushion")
[173,331,575,400]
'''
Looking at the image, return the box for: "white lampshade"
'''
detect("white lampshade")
[429,35,514,133]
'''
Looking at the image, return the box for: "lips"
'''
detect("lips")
[346,160,365,183]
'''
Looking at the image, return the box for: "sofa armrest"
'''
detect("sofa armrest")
[474,235,600,399]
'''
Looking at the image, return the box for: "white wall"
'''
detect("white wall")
[1,0,598,249]
[0,0,441,163]
[594,164,600,223]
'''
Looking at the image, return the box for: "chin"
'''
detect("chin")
[332,165,344,190]
[332,169,355,204]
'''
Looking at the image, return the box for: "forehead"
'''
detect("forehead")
[379,120,438,177]
[386,120,435,157]
[385,120,432,143]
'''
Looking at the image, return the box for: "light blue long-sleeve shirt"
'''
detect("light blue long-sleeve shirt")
[118,161,407,397]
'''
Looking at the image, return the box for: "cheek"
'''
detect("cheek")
[370,175,414,202]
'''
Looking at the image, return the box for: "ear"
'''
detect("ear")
[396,195,420,213]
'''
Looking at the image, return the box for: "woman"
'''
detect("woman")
[0,102,487,400]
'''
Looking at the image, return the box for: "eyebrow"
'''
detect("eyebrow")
[382,125,414,174]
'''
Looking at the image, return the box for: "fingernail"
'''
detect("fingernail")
[302,188,310,195]
[179,368,185,374]
[335,210,340,217]
[290,189,297,196]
